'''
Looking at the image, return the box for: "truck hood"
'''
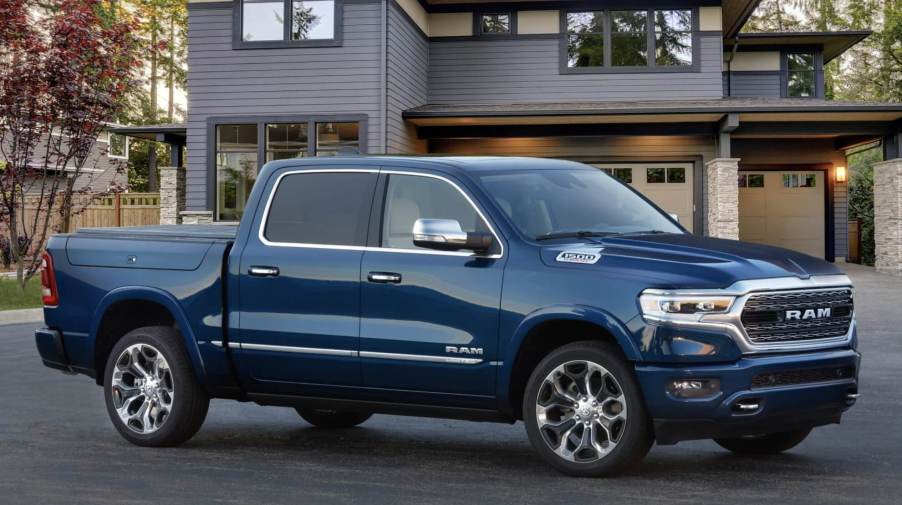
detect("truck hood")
[539,233,844,290]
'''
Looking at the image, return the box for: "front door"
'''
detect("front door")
[359,171,505,405]
[235,169,378,394]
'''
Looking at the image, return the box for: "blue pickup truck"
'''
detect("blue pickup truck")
[35,156,859,476]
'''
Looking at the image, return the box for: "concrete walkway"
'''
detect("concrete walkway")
[0,308,43,325]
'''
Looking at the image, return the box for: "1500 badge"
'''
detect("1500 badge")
[555,248,603,265]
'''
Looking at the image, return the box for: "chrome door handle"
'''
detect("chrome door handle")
[248,266,280,277]
[367,272,402,284]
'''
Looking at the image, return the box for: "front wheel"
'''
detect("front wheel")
[296,408,372,428]
[715,428,812,455]
[103,326,209,447]
[523,341,653,477]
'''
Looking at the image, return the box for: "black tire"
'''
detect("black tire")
[103,326,209,447]
[295,408,372,428]
[522,341,653,477]
[715,428,812,455]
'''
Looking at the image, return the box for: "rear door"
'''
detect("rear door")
[358,170,505,404]
[234,168,378,394]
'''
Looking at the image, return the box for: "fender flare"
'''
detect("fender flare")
[90,286,207,386]
[497,305,641,409]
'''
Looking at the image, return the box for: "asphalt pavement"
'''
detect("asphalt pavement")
[1,263,900,505]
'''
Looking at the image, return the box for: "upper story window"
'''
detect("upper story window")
[480,13,512,34]
[786,53,816,97]
[565,8,695,72]
[238,0,339,48]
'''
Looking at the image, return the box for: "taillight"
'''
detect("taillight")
[40,251,59,307]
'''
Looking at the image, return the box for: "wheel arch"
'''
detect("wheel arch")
[499,305,641,419]
[90,286,206,386]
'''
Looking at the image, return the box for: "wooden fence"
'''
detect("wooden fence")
[18,192,160,234]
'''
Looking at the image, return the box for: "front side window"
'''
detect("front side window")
[566,12,605,67]
[654,9,692,66]
[478,169,683,240]
[264,172,377,245]
[382,174,490,250]
[787,53,816,97]
[216,124,258,221]
[480,13,511,34]
[611,10,647,66]
[241,0,335,43]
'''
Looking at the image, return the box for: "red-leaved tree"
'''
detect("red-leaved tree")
[0,0,140,289]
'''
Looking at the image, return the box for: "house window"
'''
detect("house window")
[565,9,693,70]
[654,10,692,66]
[602,168,632,183]
[480,13,511,34]
[266,123,308,161]
[214,118,363,220]
[216,124,258,221]
[611,10,647,66]
[647,167,685,183]
[787,53,816,97]
[783,173,817,188]
[738,174,764,188]
[240,0,336,44]
[108,133,129,159]
[566,12,605,67]
[315,122,359,156]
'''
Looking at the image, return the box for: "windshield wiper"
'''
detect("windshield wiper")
[534,231,616,241]
[614,230,671,236]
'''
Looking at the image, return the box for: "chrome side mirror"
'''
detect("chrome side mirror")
[412,219,493,253]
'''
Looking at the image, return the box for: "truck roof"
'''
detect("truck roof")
[259,155,589,174]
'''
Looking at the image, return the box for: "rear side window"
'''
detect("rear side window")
[264,171,377,246]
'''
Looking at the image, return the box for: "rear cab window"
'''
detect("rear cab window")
[262,171,378,246]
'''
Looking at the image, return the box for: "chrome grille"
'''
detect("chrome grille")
[741,288,853,344]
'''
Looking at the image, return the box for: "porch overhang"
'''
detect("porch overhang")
[404,99,902,150]
[109,123,187,146]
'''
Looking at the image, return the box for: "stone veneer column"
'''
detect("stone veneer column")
[159,166,185,225]
[705,158,740,240]
[874,158,902,275]
[179,211,214,225]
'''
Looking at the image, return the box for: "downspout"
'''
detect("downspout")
[379,0,388,154]
[725,35,740,97]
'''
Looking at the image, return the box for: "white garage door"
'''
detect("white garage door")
[739,171,825,258]
[592,163,694,232]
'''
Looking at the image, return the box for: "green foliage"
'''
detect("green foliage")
[847,146,882,265]
[0,276,42,309]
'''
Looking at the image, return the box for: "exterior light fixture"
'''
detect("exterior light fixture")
[835,165,847,183]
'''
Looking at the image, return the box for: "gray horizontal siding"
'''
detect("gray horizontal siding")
[724,71,781,98]
[185,3,384,211]
[427,34,723,103]
[386,2,427,154]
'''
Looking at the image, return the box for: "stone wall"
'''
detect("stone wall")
[180,211,214,225]
[705,158,740,240]
[159,167,185,225]
[874,158,902,275]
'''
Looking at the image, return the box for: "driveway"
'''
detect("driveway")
[1,263,900,505]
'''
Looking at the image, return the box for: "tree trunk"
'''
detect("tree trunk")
[167,14,175,123]
[148,12,159,192]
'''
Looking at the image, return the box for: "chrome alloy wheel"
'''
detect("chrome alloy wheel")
[535,360,627,463]
[110,343,174,435]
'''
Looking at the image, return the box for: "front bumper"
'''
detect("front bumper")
[635,347,860,445]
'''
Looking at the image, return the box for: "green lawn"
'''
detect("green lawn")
[0,276,43,311]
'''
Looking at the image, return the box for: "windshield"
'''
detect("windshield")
[477,169,683,241]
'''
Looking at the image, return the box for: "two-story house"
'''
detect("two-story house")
[116,0,902,272]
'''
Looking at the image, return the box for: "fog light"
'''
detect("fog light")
[667,378,721,399]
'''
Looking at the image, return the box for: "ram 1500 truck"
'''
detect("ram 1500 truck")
[35,156,859,477]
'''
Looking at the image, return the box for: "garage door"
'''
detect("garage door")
[592,163,694,232]
[739,170,825,258]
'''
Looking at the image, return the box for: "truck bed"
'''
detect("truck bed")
[75,224,238,241]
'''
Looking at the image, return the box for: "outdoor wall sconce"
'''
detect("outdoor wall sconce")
[835,165,847,183]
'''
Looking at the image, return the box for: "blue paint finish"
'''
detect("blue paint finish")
[36,156,859,443]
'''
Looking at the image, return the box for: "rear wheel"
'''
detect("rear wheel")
[296,408,372,428]
[715,428,812,455]
[523,341,653,477]
[103,326,209,447]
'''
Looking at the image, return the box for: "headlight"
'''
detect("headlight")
[639,292,735,321]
